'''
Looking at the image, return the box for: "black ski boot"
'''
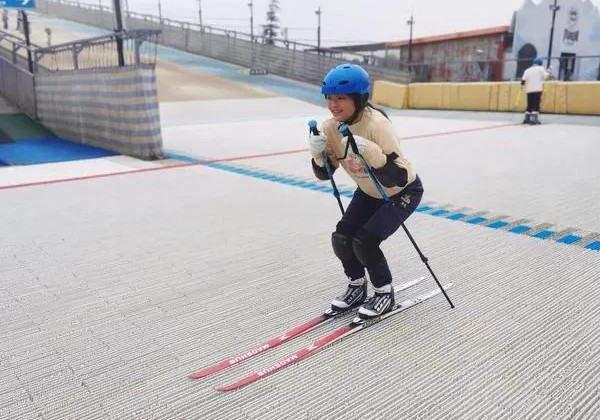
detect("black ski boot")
[330,278,367,312]
[358,285,395,319]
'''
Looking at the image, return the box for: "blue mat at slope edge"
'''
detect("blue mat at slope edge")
[0,137,117,165]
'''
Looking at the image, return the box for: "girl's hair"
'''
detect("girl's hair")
[366,102,390,121]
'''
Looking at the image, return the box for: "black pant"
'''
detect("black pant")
[334,176,424,287]
[527,92,542,113]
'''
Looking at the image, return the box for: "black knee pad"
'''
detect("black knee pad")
[331,232,354,262]
[351,231,384,267]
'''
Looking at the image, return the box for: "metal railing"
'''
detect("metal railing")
[35,0,412,85]
[403,55,600,83]
[33,29,160,72]
[0,28,159,73]
[0,30,42,71]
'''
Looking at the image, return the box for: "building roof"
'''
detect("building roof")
[385,25,511,48]
[329,25,511,53]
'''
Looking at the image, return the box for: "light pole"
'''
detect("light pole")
[158,0,163,23]
[407,14,415,67]
[248,1,254,40]
[112,0,125,66]
[315,7,321,52]
[198,0,203,29]
[547,0,560,67]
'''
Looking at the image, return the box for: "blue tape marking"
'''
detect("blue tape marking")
[585,241,600,251]
[557,235,582,244]
[487,221,509,229]
[341,191,354,198]
[467,216,488,225]
[447,213,467,220]
[532,230,555,239]
[416,206,433,213]
[164,152,200,163]
[509,225,532,234]
[164,152,599,252]
[431,209,450,216]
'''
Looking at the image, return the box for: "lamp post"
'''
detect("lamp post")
[315,7,322,52]
[248,1,254,39]
[158,0,163,23]
[198,0,203,29]
[111,0,125,66]
[547,0,560,67]
[407,14,415,67]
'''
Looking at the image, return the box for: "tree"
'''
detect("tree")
[262,0,280,45]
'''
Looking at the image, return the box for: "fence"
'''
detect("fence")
[0,55,36,117]
[405,55,600,83]
[1,27,160,72]
[33,29,160,71]
[0,25,163,160]
[35,0,411,85]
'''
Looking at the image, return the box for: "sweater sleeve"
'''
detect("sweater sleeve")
[311,156,336,180]
[367,120,409,187]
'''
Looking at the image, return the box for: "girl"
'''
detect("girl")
[308,63,424,319]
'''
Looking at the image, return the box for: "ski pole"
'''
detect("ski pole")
[338,124,455,309]
[308,120,345,215]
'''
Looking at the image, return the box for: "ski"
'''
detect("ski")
[188,277,424,379]
[216,284,452,392]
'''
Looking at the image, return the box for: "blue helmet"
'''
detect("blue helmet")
[533,57,544,65]
[321,64,371,96]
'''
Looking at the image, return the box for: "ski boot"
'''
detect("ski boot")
[329,277,367,314]
[358,285,395,319]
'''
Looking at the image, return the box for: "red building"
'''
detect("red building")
[330,26,513,82]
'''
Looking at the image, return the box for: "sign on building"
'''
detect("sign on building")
[513,0,600,81]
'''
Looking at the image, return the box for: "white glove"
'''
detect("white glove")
[308,134,327,158]
[341,135,369,154]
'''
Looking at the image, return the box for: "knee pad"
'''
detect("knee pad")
[331,232,354,262]
[351,231,384,267]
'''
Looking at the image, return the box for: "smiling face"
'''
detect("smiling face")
[326,94,356,123]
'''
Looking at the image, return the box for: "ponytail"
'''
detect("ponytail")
[366,102,390,121]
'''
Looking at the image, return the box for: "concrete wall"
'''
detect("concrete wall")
[35,65,163,159]
[372,80,600,115]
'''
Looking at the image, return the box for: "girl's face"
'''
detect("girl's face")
[326,95,356,122]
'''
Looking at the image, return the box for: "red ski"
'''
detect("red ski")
[216,284,451,392]
[188,277,424,379]
[188,313,332,379]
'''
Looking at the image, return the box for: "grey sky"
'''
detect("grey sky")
[103,0,600,46]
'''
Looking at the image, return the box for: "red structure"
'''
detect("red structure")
[330,26,512,82]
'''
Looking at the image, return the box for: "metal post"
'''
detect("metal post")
[315,7,321,52]
[122,0,129,30]
[248,1,254,40]
[158,0,162,22]
[547,0,560,68]
[407,15,415,66]
[198,0,203,29]
[21,11,34,74]
[112,0,125,66]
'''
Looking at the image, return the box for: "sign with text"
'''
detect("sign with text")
[0,0,36,9]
